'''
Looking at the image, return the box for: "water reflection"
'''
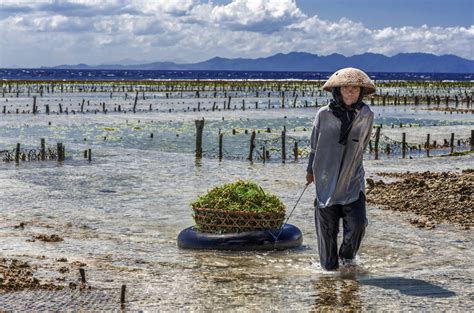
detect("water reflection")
[312,276,362,311]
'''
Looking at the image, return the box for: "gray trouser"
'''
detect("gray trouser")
[314,192,367,271]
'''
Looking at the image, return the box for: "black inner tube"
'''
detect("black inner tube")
[177,223,303,251]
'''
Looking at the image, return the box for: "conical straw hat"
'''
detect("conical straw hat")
[322,67,376,95]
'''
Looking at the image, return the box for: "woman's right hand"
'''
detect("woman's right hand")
[306,172,314,185]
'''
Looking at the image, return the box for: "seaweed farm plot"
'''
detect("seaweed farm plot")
[0,115,316,163]
[0,140,64,163]
[0,80,473,163]
[1,80,473,116]
[1,113,471,164]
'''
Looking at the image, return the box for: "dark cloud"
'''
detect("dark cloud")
[0,4,33,19]
[218,18,298,34]
[37,1,143,17]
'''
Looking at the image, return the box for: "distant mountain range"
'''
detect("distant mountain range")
[47,52,474,73]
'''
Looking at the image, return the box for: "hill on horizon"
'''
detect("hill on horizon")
[46,52,474,73]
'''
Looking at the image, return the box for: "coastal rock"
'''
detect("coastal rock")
[366,170,473,229]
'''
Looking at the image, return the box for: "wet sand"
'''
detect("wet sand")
[367,169,473,229]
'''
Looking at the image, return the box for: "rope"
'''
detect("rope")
[271,182,310,248]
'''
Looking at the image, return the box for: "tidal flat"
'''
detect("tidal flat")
[0,80,473,311]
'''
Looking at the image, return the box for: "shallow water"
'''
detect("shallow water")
[0,149,473,310]
[0,90,473,310]
[0,102,472,162]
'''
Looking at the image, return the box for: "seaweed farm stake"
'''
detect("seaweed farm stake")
[426,134,430,157]
[40,138,45,161]
[450,133,455,153]
[121,284,126,306]
[374,127,381,160]
[79,268,86,283]
[293,141,298,160]
[471,130,474,151]
[15,143,20,163]
[402,133,406,158]
[32,96,37,114]
[248,131,256,161]
[281,130,286,163]
[219,133,223,160]
[57,143,64,162]
[195,119,204,158]
[133,91,138,113]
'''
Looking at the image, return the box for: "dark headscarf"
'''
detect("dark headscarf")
[329,87,365,145]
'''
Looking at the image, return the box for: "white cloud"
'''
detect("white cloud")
[133,0,197,15]
[209,0,304,32]
[0,0,472,67]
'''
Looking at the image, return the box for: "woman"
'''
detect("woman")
[306,67,375,271]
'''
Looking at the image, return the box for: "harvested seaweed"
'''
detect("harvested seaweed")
[191,180,285,213]
[191,180,286,233]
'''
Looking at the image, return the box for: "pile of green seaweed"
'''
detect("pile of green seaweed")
[191,180,286,233]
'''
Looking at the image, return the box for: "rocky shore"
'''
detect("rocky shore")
[1,254,87,293]
[366,169,473,229]
[0,258,61,292]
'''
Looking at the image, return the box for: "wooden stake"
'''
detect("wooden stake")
[57,143,63,161]
[79,268,86,283]
[426,134,430,157]
[471,130,474,151]
[195,119,204,158]
[33,96,37,114]
[374,127,381,160]
[133,91,138,113]
[248,131,256,161]
[40,138,45,161]
[219,133,223,160]
[121,284,126,304]
[281,130,286,163]
[15,143,20,163]
[402,133,406,158]
[450,133,455,153]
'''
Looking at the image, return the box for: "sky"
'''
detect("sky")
[0,0,472,67]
